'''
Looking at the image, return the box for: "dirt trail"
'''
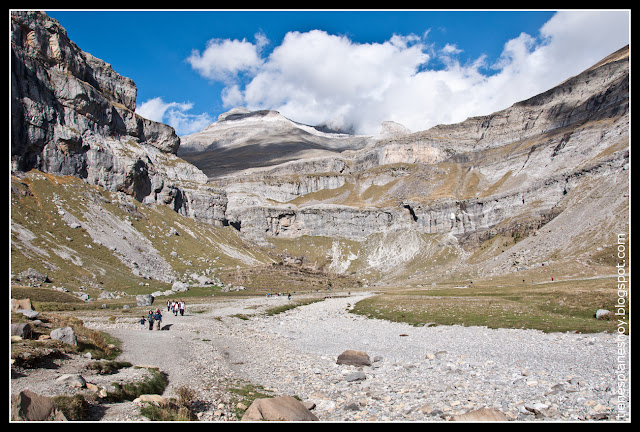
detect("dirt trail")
[12,293,626,421]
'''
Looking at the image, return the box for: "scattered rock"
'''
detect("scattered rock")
[419,403,435,414]
[426,350,448,360]
[345,371,367,382]
[50,326,77,345]
[86,383,108,398]
[343,402,361,411]
[452,407,510,421]
[336,350,372,366]
[525,402,550,417]
[11,389,67,421]
[241,395,319,421]
[136,294,154,307]
[16,268,50,284]
[11,323,32,339]
[98,291,118,300]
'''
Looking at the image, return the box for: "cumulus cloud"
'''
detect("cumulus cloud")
[186,32,268,83]
[187,10,628,135]
[242,30,431,132]
[136,97,213,136]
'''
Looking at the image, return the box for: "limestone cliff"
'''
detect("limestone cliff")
[179,108,375,178]
[10,11,227,226]
[10,10,629,285]
[187,45,628,282]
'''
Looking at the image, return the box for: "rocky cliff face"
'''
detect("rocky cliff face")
[186,45,628,281]
[10,11,227,226]
[179,108,376,178]
[10,10,629,285]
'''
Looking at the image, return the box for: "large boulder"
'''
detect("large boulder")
[241,396,319,421]
[133,394,170,405]
[11,322,32,339]
[11,389,68,421]
[16,309,40,319]
[11,298,34,312]
[336,349,372,366]
[595,309,613,320]
[50,326,77,345]
[171,281,189,292]
[452,407,510,421]
[136,294,154,307]
[56,374,86,388]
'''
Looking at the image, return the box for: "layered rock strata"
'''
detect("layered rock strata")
[207,46,629,248]
[10,11,227,226]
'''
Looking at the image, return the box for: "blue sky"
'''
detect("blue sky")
[45,9,630,136]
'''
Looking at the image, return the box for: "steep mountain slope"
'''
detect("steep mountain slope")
[188,46,629,284]
[11,10,226,227]
[179,108,377,178]
[10,10,629,292]
[10,11,267,296]
[10,171,273,293]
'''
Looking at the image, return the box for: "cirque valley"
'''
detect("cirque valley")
[11,10,629,294]
[10,10,630,422]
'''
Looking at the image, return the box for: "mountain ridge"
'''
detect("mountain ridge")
[10,11,629,293]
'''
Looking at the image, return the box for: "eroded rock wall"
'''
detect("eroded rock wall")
[11,11,227,226]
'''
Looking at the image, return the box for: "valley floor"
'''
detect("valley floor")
[11,293,629,422]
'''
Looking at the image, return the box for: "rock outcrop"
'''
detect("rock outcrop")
[10,11,227,226]
[10,10,629,286]
[179,108,375,178]
[192,47,628,263]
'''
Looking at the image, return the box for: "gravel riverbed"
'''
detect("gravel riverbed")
[11,292,629,422]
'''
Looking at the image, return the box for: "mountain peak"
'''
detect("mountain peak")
[217,107,251,121]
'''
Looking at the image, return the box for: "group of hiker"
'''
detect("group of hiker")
[139,299,186,331]
[266,292,292,300]
[167,299,186,316]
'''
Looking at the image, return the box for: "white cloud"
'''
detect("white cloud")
[186,34,266,83]
[136,97,213,136]
[187,10,629,135]
[441,43,462,55]
[136,97,184,123]
[221,84,244,108]
[241,30,431,132]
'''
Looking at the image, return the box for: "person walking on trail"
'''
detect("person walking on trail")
[167,300,171,312]
[154,309,162,330]
[147,310,154,330]
[179,299,185,316]
[139,316,146,330]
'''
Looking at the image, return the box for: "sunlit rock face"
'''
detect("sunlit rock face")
[11,11,227,226]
